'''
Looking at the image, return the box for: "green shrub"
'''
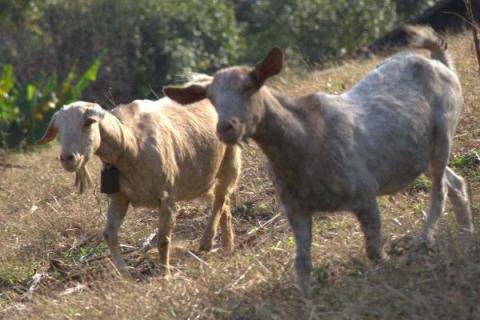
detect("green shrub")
[0,58,101,148]
[0,65,17,123]
[0,0,439,105]
[451,149,480,170]
[240,0,397,63]
[21,0,244,103]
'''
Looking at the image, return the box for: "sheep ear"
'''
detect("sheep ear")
[251,47,283,88]
[37,114,58,145]
[163,85,207,105]
[84,105,105,127]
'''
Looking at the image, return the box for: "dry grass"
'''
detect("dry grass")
[1,32,479,320]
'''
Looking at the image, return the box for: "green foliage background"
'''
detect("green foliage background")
[0,0,436,147]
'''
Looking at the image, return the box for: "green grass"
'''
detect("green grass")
[451,148,480,169]
[0,260,37,287]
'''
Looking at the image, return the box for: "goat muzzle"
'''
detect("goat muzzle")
[59,153,80,172]
[216,118,244,145]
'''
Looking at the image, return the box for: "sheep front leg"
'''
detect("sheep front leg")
[353,200,385,261]
[286,211,312,297]
[157,199,176,276]
[104,195,130,276]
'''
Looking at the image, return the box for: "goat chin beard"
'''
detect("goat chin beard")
[74,158,93,194]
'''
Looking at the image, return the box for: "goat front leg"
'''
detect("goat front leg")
[286,210,312,297]
[353,199,385,261]
[103,195,130,276]
[157,198,176,276]
[199,195,226,252]
[219,197,235,253]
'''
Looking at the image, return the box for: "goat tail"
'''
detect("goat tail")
[403,25,454,70]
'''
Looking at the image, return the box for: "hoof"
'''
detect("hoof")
[457,227,474,243]
[116,266,135,279]
[221,243,234,255]
[198,241,213,252]
[405,241,434,265]
[388,235,415,257]
[366,247,388,263]
[295,276,311,299]
[158,264,172,278]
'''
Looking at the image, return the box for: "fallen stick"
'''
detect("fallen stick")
[239,213,283,247]
[246,212,283,236]
[186,250,211,268]
[59,283,87,296]
[465,0,480,74]
[21,272,48,301]
[82,246,139,264]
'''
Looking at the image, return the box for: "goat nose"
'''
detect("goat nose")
[217,119,239,135]
[218,121,234,135]
[60,153,74,162]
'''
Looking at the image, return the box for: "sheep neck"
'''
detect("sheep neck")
[96,112,135,169]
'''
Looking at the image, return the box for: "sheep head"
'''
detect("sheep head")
[38,101,105,193]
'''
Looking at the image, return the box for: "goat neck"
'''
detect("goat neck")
[252,88,313,169]
[95,111,137,168]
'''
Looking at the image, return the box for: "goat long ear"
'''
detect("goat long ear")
[84,104,105,127]
[37,114,58,145]
[251,47,283,88]
[163,85,207,105]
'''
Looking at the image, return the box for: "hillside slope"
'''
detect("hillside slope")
[0,31,479,319]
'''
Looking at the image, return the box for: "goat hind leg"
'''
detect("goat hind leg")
[157,199,176,276]
[445,166,474,235]
[419,152,449,244]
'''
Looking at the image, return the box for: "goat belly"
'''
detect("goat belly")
[275,174,356,213]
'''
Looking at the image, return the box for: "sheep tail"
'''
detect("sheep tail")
[403,25,454,71]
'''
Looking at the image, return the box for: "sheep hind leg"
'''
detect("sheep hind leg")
[353,199,385,261]
[445,166,474,237]
[104,196,130,277]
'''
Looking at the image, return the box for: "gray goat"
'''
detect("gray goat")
[164,26,473,295]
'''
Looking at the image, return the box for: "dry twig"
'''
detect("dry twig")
[465,0,480,74]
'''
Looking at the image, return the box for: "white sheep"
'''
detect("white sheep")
[164,25,473,295]
[38,96,241,276]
